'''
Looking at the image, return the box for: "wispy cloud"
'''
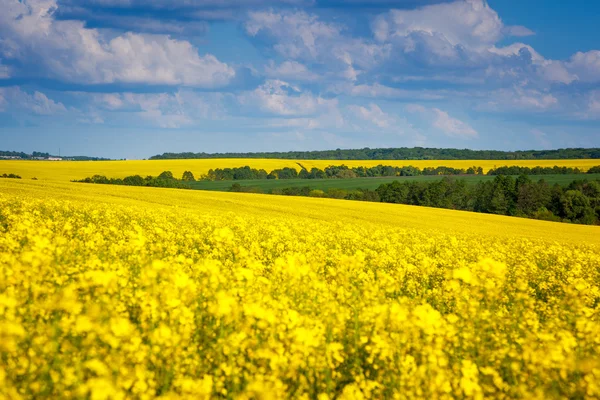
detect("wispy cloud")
[407,104,478,139]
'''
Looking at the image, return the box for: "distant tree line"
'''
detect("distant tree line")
[76,164,600,188]
[205,165,481,180]
[74,171,195,189]
[377,176,600,225]
[203,164,600,181]
[150,147,600,161]
[230,183,381,202]
[0,150,110,161]
[232,176,600,226]
[1,173,22,179]
[487,166,586,175]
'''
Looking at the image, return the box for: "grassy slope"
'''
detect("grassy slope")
[189,173,600,192]
[2,179,599,245]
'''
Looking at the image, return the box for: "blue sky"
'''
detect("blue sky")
[0,0,599,159]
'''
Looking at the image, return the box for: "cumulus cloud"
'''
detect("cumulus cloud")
[371,0,514,68]
[536,60,578,84]
[245,10,340,59]
[245,9,388,81]
[373,0,504,49]
[566,51,600,83]
[242,0,595,98]
[0,87,66,115]
[487,43,543,61]
[371,0,580,87]
[0,0,235,87]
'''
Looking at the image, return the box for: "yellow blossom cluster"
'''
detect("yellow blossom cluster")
[0,158,597,181]
[1,180,600,399]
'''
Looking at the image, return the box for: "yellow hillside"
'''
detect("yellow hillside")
[2,179,599,245]
[1,179,600,398]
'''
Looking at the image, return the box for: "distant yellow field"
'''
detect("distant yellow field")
[0,158,598,181]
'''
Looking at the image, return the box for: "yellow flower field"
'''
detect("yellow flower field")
[1,179,600,399]
[1,158,598,181]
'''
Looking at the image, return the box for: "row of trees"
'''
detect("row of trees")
[205,165,481,181]
[229,183,381,202]
[376,176,600,225]
[0,150,110,161]
[203,164,599,181]
[1,173,21,179]
[150,147,600,160]
[75,171,195,189]
[486,165,589,175]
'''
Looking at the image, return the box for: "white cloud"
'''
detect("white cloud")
[123,93,192,128]
[245,10,340,59]
[243,1,589,96]
[345,103,426,144]
[589,92,600,115]
[62,0,313,8]
[431,108,478,138]
[567,50,600,82]
[264,60,319,82]
[408,104,478,139]
[373,0,504,50]
[537,60,578,84]
[245,10,388,80]
[504,25,535,37]
[488,43,543,62]
[332,82,446,100]
[576,90,600,120]
[371,1,581,87]
[486,43,579,84]
[482,86,558,111]
[0,87,66,115]
[0,0,235,87]
[241,79,337,116]
[100,94,125,110]
[347,103,395,128]
[91,90,225,128]
[77,113,105,125]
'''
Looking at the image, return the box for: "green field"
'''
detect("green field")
[189,173,600,192]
